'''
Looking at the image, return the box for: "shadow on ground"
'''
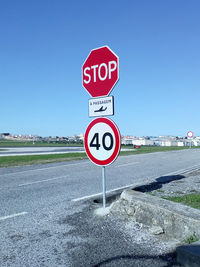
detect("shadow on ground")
[134,175,185,193]
[176,243,200,266]
[92,252,179,267]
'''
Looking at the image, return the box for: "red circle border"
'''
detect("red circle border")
[187,131,194,138]
[84,118,121,166]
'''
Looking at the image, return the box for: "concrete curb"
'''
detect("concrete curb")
[110,189,200,240]
[110,189,200,266]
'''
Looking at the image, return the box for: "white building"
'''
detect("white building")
[160,140,184,146]
[122,136,200,147]
[121,136,135,145]
[132,138,155,146]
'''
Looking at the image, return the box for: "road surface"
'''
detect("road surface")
[0,146,84,156]
[0,146,133,156]
[1,149,200,266]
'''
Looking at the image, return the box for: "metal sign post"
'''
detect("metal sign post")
[187,131,194,149]
[102,166,106,208]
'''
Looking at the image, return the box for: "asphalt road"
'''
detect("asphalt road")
[1,149,200,266]
[0,146,85,156]
[0,146,132,156]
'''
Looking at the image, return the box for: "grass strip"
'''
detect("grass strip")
[0,153,87,168]
[184,234,199,244]
[120,146,194,156]
[163,194,200,210]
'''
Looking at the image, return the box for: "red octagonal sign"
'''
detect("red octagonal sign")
[82,46,119,98]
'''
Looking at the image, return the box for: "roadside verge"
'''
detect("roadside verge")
[110,189,200,240]
[110,189,200,267]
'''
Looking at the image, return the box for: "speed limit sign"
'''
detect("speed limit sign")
[187,131,194,138]
[84,117,121,166]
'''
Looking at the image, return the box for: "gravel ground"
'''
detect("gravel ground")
[67,201,181,267]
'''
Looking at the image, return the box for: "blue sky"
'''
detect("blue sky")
[1,0,200,137]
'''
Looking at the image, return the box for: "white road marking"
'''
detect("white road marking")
[0,162,89,177]
[72,192,103,202]
[72,183,138,202]
[116,162,139,168]
[163,164,200,177]
[18,175,69,187]
[0,212,28,221]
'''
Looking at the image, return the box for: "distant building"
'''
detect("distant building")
[121,135,200,147]
[121,135,135,145]
[0,133,12,139]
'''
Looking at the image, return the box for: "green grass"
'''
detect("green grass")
[120,145,196,156]
[184,234,199,244]
[163,194,200,210]
[0,153,87,167]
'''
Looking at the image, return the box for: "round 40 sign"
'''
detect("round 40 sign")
[84,118,121,166]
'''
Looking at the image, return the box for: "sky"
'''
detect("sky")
[1,0,200,137]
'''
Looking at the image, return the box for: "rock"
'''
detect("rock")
[149,226,164,235]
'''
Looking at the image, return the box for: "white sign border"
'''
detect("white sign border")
[88,96,114,117]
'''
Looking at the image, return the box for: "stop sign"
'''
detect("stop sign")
[82,46,119,98]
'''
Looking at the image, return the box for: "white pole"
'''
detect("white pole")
[102,166,106,208]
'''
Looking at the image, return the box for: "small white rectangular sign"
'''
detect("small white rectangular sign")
[89,96,114,117]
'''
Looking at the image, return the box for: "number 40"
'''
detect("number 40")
[90,132,114,151]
